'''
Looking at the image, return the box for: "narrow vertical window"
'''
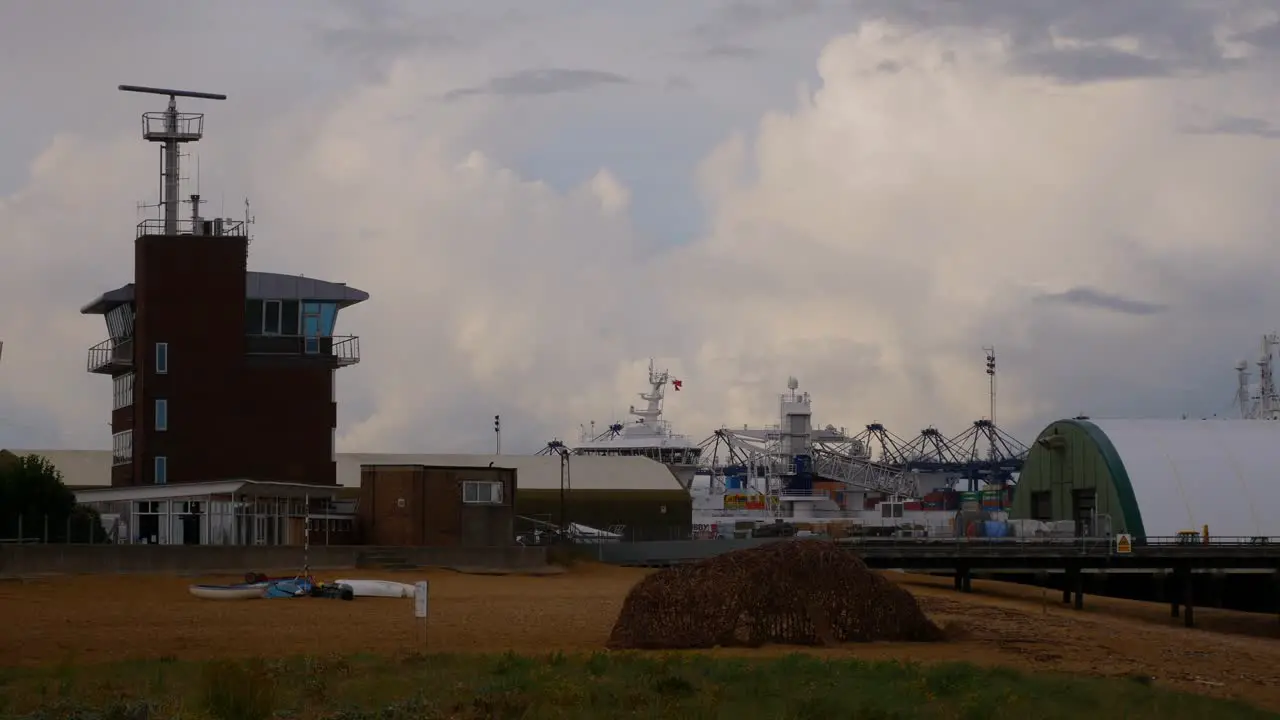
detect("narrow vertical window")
[155,399,168,432]
[154,456,168,485]
[155,342,169,374]
[263,300,282,334]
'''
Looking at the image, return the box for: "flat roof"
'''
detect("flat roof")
[74,479,340,504]
[343,454,685,491]
[81,271,370,314]
[6,450,688,493]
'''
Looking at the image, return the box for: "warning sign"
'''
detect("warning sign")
[1115,533,1133,554]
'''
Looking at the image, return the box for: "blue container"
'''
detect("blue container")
[724,474,746,490]
[983,521,1009,538]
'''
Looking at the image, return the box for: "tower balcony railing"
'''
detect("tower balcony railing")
[136,217,246,238]
[86,338,133,374]
[246,334,360,366]
[141,111,203,142]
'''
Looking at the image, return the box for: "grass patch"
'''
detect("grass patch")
[0,652,1271,719]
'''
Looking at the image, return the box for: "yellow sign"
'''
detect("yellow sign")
[1115,533,1132,554]
[722,493,778,511]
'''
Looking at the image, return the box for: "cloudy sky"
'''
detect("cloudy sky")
[3,0,1280,455]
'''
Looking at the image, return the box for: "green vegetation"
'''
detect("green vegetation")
[0,652,1271,720]
[0,451,106,544]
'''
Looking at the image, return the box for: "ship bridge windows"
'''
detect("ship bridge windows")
[574,446,702,464]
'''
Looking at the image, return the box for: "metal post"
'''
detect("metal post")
[303,494,310,578]
[1182,565,1196,628]
[494,414,502,455]
[558,451,567,536]
[162,96,179,234]
[43,515,48,544]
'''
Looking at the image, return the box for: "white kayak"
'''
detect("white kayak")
[189,582,269,600]
[333,579,416,598]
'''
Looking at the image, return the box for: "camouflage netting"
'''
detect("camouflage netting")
[606,540,944,649]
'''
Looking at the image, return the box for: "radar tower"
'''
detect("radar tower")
[118,85,227,235]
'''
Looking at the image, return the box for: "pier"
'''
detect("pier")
[589,536,1280,628]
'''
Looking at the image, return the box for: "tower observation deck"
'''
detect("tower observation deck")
[79,84,369,488]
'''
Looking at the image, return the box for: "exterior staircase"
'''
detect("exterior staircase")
[356,548,418,571]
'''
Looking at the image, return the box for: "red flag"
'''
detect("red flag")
[672,379,683,391]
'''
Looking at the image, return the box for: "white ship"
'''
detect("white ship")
[570,360,702,488]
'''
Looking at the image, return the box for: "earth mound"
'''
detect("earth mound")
[606,539,944,649]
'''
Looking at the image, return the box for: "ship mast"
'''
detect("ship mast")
[629,359,669,426]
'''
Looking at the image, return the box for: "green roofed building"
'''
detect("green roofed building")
[1010,418,1280,539]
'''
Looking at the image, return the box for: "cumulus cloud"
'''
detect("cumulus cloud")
[5,5,1280,458]
[663,19,1280,439]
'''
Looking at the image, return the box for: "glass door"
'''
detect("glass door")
[302,302,322,354]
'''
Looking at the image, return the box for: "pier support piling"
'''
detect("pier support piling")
[1178,566,1195,628]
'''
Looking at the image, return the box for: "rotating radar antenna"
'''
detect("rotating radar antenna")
[118,85,227,236]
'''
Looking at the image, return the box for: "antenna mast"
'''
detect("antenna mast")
[118,85,226,235]
[984,346,997,461]
[1258,334,1279,420]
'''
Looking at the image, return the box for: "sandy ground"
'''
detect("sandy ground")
[3,565,1280,710]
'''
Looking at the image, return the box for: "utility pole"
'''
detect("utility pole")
[494,414,502,455]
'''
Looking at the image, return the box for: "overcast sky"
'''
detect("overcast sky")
[3,0,1280,454]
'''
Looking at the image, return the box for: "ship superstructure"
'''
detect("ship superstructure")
[568,360,701,488]
[691,370,1026,539]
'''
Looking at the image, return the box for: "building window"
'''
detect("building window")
[155,342,169,374]
[112,430,133,466]
[154,456,168,485]
[263,300,282,334]
[105,304,136,340]
[246,299,301,336]
[244,299,263,335]
[1031,491,1052,521]
[112,372,135,410]
[462,480,503,504]
[281,300,300,335]
[155,399,168,431]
